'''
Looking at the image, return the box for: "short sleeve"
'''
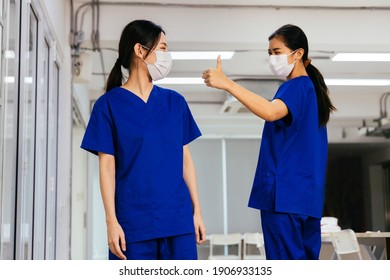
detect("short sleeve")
[182,99,202,145]
[274,79,306,127]
[80,98,116,156]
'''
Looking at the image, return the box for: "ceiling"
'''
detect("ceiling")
[71,0,390,154]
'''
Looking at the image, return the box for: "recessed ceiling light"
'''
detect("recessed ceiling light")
[4,76,15,83]
[156,78,390,86]
[155,77,204,85]
[4,50,15,59]
[170,51,234,60]
[4,76,34,84]
[332,53,390,62]
[325,79,390,86]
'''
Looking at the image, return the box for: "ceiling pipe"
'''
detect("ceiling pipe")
[88,2,390,11]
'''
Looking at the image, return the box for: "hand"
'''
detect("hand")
[202,55,229,90]
[107,220,127,260]
[194,212,206,244]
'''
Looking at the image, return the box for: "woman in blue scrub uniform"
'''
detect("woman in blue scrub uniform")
[202,24,336,259]
[81,20,206,260]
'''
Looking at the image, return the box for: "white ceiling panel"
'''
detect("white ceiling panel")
[71,0,390,142]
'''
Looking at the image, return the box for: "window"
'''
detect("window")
[0,0,19,260]
[1,0,62,260]
[45,61,60,259]
[16,6,38,260]
[32,37,49,259]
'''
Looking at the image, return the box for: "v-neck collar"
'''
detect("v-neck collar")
[119,85,156,105]
[115,85,165,128]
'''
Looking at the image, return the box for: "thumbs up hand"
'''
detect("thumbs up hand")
[202,55,229,90]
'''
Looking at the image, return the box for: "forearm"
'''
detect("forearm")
[98,153,117,224]
[98,153,127,259]
[203,56,287,121]
[183,146,202,215]
[223,79,282,121]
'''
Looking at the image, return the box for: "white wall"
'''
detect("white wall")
[41,0,69,49]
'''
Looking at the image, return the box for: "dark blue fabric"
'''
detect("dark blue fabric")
[108,233,198,260]
[261,210,321,260]
[248,76,328,218]
[81,85,201,243]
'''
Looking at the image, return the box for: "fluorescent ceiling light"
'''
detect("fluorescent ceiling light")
[332,53,390,61]
[4,76,15,83]
[171,51,234,60]
[157,78,390,86]
[325,79,390,86]
[25,77,33,84]
[4,50,15,59]
[155,77,204,85]
[4,76,34,84]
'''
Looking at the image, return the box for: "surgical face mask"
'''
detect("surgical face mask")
[142,46,172,81]
[269,50,297,78]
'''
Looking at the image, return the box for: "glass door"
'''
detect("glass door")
[45,60,60,260]
[0,0,19,260]
[32,36,49,259]
[16,4,38,260]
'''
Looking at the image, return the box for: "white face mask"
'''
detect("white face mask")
[269,50,297,78]
[142,46,172,81]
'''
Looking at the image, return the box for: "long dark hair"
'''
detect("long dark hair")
[269,24,336,126]
[105,20,165,92]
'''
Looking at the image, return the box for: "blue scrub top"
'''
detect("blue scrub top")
[81,85,202,242]
[248,76,328,218]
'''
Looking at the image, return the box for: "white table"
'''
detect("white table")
[321,232,390,260]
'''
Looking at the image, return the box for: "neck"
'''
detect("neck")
[122,65,153,100]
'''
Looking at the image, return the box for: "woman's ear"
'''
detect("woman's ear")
[134,43,144,59]
[295,48,305,60]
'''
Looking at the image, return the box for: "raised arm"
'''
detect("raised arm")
[202,56,288,122]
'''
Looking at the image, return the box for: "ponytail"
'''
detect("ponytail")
[306,63,337,126]
[105,58,124,92]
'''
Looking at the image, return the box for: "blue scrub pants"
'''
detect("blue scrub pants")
[261,210,321,260]
[108,233,198,260]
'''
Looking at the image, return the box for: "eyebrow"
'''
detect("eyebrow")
[268,47,281,52]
